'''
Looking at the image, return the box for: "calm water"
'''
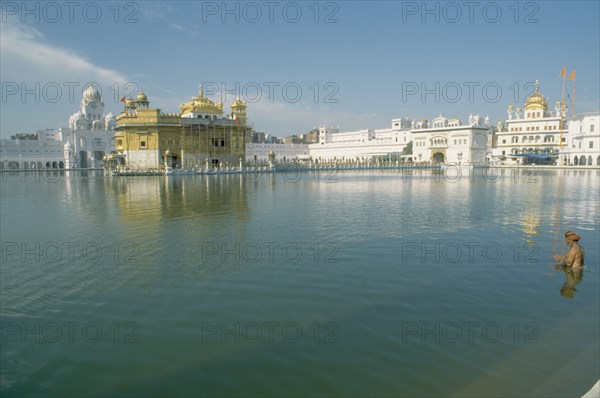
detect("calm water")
[1,168,599,397]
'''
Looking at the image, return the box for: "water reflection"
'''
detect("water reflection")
[1,168,599,397]
[554,265,584,299]
[105,174,250,224]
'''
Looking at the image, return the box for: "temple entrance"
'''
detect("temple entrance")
[79,151,88,168]
[162,152,179,168]
[432,152,445,163]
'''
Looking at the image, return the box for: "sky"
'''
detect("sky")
[1,0,599,138]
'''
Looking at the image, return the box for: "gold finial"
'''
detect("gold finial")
[535,80,539,92]
[199,84,203,97]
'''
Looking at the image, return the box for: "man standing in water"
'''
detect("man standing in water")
[554,231,585,267]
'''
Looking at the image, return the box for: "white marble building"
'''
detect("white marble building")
[410,114,490,164]
[563,112,600,166]
[0,130,66,170]
[244,118,413,164]
[245,115,492,165]
[245,143,309,163]
[64,85,116,168]
[0,84,116,170]
[492,81,565,165]
[308,118,413,162]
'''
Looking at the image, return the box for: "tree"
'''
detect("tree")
[402,141,413,155]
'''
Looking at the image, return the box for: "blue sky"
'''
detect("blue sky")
[1,1,599,138]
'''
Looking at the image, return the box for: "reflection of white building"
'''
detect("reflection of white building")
[492,81,565,165]
[563,112,600,166]
[0,84,116,170]
[411,114,490,164]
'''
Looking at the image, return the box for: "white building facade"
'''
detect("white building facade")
[563,112,600,166]
[245,143,309,163]
[65,84,116,168]
[411,114,490,164]
[0,130,66,170]
[0,84,116,170]
[308,118,413,162]
[492,81,566,165]
[245,115,492,165]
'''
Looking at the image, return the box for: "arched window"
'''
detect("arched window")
[588,156,592,166]
[597,155,600,166]
[574,156,578,165]
[580,156,587,165]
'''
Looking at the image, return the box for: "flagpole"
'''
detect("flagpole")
[570,69,576,118]
[559,66,567,149]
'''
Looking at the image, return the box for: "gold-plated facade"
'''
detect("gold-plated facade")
[115,87,250,169]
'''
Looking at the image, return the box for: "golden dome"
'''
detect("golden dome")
[125,98,136,108]
[524,80,547,111]
[180,85,223,115]
[137,91,148,102]
[232,97,246,108]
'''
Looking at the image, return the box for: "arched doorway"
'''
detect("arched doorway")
[79,151,88,168]
[432,152,445,163]
[162,152,179,168]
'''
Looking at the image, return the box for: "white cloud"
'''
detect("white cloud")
[167,22,199,36]
[0,17,128,86]
[0,16,132,137]
[137,2,175,22]
[168,23,184,31]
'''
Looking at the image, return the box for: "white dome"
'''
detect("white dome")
[69,111,85,129]
[105,113,116,130]
[83,84,101,102]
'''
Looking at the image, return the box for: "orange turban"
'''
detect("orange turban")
[564,231,581,241]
